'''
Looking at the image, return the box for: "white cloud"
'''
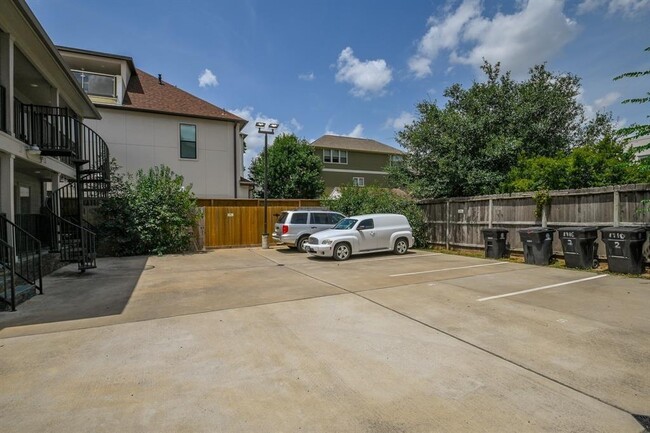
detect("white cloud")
[577,0,650,15]
[198,68,219,87]
[410,0,578,78]
[409,0,481,78]
[290,118,303,131]
[335,47,392,98]
[298,72,315,81]
[229,106,300,171]
[594,91,621,109]
[326,123,365,138]
[385,111,416,130]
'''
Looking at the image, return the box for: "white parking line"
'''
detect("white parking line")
[477,274,608,302]
[390,261,508,277]
[336,252,443,264]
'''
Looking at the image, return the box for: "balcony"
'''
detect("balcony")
[72,70,118,105]
[13,100,79,160]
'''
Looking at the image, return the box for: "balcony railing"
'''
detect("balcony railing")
[0,84,6,133]
[14,100,79,160]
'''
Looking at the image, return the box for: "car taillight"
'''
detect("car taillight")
[282,225,289,234]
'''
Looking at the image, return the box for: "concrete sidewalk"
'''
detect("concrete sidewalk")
[0,248,647,432]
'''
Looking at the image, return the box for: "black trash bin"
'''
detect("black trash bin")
[557,227,599,269]
[481,228,509,259]
[599,227,647,274]
[518,227,555,265]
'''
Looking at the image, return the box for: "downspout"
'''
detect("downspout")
[233,123,238,198]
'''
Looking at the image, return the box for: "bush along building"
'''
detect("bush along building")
[1,0,110,310]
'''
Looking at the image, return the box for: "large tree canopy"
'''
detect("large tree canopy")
[390,61,614,198]
[249,133,324,199]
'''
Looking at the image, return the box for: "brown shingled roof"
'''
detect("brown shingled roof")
[311,135,403,155]
[105,69,244,123]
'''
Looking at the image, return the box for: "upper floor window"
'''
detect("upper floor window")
[390,155,403,165]
[323,149,348,164]
[72,70,117,98]
[180,124,197,159]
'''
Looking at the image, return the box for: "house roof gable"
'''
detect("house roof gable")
[107,69,244,123]
[311,135,403,155]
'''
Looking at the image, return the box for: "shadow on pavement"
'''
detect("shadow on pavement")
[0,255,148,330]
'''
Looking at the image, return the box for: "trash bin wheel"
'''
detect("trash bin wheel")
[592,259,599,269]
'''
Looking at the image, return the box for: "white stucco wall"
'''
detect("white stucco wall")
[84,109,247,198]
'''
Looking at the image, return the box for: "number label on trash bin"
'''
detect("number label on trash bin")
[608,233,626,240]
[562,231,574,238]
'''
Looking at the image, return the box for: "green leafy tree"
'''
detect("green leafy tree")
[322,186,427,247]
[249,133,324,199]
[614,46,650,142]
[99,163,201,256]
[504,135,650,192]
[390,61,613,198]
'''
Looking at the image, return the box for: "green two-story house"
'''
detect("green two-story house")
[311,135,403,194]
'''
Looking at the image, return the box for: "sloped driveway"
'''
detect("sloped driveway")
[0,248,648,432]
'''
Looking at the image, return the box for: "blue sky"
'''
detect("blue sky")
[27,0,650,169]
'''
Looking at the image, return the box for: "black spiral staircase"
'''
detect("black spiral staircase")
[15,101,110,273]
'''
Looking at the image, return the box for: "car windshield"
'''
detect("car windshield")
[333,218,357,230]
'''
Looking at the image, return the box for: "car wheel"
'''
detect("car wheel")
[297,236,309,253]
[394,237,408,255]
[333,242,351,261]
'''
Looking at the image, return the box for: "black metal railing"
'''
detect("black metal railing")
[0,239,16,311]
[0,214,43,308]
[0,84,6,133]
[11,102,110,271]
[46,181,97,271]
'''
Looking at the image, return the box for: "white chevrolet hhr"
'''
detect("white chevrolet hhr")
[305,213,415,261]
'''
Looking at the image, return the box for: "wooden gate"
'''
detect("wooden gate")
[200,199,321,248]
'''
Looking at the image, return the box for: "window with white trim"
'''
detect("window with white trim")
[353,177,365,187]
[390,155,403,165]
[323,149,348,164]
[180,124,197,159]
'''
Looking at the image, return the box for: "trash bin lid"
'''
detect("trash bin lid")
[556,226,599,233]
[518,227,556,234]
[481,228,509,233]
[600,226,647,234]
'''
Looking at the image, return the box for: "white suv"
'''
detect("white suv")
[273,209,345,252]
[305,213,414,261]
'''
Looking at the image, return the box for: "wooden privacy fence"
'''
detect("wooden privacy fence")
[418,184,650,256]
[198,199,321,248]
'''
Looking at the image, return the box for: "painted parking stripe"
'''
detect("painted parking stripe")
[477,274,608,302]
[334,252,443,264]
[390,261,508,277]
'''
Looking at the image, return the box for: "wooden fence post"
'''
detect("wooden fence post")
[488,198,493,228]
[613,190,620,227]
[445,200,450,250]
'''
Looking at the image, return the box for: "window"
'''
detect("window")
[327,213,344,225]
[72,70,117,98]
[180,124,197,159]
[390,155,403,165]
[290,212,308,224]
[357,219,374,230]
[323,149,348,164]
[310,213,329,225]
[353,177,365,187]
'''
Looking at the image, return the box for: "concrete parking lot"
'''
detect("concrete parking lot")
[1,248,648,432]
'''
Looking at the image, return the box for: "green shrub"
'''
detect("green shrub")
[322,186,427,247]
[99,163,201,256]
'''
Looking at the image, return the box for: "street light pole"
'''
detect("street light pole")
[256,122,279,249]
